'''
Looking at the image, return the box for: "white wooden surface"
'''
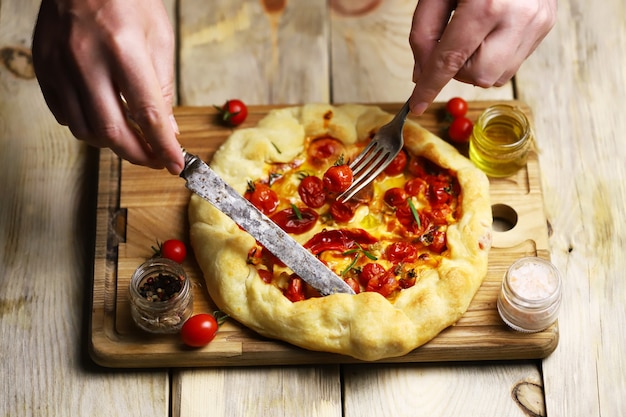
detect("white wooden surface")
[1,0,624,416]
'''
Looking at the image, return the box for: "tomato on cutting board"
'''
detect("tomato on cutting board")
[216,99,248,126]
[181,312,228,347]
[152,239,187,264]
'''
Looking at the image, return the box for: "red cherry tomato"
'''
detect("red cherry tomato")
[385,241,417,263]
[364,268,399,297]
[181,314,219,347]
[404,177,428,197]
[359,262,387,287]
[428,179,454,206]
[216,99,248,126]
[420,228,447,253]
[447,117,473,143]
[396,204,430,235]
[244,182,279,215]
[158,239,186,263]
[271,206,318,234]
[307,138,345,166]
[323,165,353,194]
[298,176,326,208]
[257,268,273,283]
[284,276,306,302]
[329,199,357,223]
[344,277,361,294]
[445,97,468,119]
[383,187,408,207]
[384,149,408,176]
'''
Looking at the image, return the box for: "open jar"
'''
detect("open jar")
[497,257,562,333]
[128,257,193,334]
[469,104,532,177]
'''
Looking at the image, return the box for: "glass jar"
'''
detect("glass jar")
[469,104,532,177]
[128,257,193,334]
[497,257,562,333]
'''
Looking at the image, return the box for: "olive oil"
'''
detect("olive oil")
[469,105,532,177]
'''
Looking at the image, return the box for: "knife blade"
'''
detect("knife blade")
[180,150,355,296]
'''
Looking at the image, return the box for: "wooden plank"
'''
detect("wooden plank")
[0,0,172,416]
[516,0,626,416]
[329,0,513,104]
[327,2,543,417]
[178,0,330,106]
[175,2,338,417]
[172,366,342,417]
[344,362,545,417]
[89,101,556,368]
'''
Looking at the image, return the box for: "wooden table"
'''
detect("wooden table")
[1,0,624,416]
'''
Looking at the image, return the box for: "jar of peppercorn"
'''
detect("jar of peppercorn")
[128,257,193,334]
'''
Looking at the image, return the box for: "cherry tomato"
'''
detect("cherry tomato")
[216,99,248,126]
[383,187,408,207]
[298,175,326,208]
[365,268,399,297]
[323,164,353,194]
[271,206,318,234]
[244,182,279,215]
[329,199,357,223]
[396,203,430,235]
[181,314,219,347]
[257,268,273,283]
[359,262,387,287]
[284,276,306,302]
[157,239,186,263]
[420,228,447,253]
[447,117,473,143]
[404,177,428,197]
[385,241,417,263]
[445,97,468,119]
[344,277,361,294]
[384,149,408,176]
[307,138,345,166]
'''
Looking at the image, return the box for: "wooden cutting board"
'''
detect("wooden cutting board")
[89,101,558,368]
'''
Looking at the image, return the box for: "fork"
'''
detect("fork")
[337,100,411,202]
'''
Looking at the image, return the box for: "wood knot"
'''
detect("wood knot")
[0,46,35,79]
[330,0,382,17]
[261,0,286,14]
[512,381,546,417]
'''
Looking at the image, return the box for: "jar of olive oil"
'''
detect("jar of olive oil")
[469,104,532,177]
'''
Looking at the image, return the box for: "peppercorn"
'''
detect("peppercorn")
[138,272,184,301]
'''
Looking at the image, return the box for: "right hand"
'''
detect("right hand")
[32,0,183,174]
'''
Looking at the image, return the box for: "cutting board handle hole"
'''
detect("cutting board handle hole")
[492,204,518,232]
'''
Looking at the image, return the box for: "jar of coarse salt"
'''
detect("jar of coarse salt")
[497,257,562,333]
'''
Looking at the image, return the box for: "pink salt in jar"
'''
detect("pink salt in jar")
[497,257,562,333]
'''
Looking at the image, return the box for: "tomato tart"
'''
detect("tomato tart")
[188,104,492,361]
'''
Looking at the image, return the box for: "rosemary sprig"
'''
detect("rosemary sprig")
[341,253,359,276]
[291,204,303,220]
[408,198,421,228]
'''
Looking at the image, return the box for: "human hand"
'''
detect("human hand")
[408,0,557,115]
[32,0,183,174]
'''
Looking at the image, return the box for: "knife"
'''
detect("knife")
[180,150,355,296]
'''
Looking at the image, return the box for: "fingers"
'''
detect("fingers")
[410,2,494,114]
[31,0,182,174]
[409,0,456,83]
[408,0,558,115]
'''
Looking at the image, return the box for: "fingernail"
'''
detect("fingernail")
[170,114,180,135]
[167,161,183,175]
[411,102,428,115]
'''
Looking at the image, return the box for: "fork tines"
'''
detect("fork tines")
[338,140,390,203]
